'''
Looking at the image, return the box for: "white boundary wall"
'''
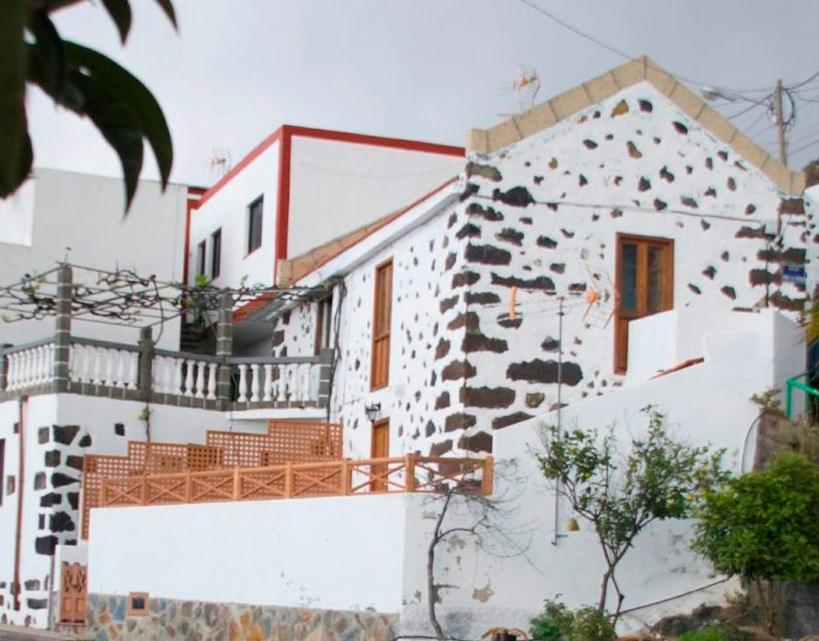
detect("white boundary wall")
[85,311,803,636]
[89,493,408,613]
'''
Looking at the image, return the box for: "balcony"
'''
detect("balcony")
[0,263,333,411]
[0,337,332,410]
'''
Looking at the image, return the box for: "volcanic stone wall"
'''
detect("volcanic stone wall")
[268,81,810,461]
[441,81,808,444]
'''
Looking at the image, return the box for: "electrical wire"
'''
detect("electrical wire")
[514,0,816,97]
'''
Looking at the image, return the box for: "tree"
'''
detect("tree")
[537,406,727,616]
[1,0,176,208]
[692,452,819,633]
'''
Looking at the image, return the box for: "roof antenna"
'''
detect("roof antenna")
[208,148,233,178]
[498,65,541,117]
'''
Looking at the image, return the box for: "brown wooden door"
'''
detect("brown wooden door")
[370,419,390,492]
[59,562,87,624]
[614,235,674,373]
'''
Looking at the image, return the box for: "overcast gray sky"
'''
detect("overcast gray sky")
[28,0,819,189]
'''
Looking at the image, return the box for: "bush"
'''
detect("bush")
[530,600,574,641]
[570,607,615,641]
[679,627,726,641]
[530,601,614,641]
[692,452,819,632]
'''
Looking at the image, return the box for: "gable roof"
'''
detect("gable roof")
[467,56,805,195]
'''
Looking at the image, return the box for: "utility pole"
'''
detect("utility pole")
[775,79,787,167]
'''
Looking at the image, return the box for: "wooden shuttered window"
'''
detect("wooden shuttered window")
[614,234,674,374]
[371,259,393,389]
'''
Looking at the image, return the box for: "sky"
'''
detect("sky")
[27,0,819,190]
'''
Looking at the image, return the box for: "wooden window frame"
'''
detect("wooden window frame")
[247,196,264,256]
[614,234,674,375]
[370,258,393,390]
[210,228,222,279]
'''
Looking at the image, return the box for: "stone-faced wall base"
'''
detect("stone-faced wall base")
[86,593,398,641]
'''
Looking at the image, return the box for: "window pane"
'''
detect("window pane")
[197,241,206,276]
[248,197,263,253]
[647,245,665,313]
[211,229,221,278]
[620,244,637,311]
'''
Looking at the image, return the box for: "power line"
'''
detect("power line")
[514,0,813,96]
[515,0,631,61]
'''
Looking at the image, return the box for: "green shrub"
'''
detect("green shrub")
[569,607,615,641]
[530,599,574,641]
[530,601,614,641]
[679,627,726,641]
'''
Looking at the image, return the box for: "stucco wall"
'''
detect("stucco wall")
[82,313,801,638]
[398,311,802,639]
[188,142,281,290]
[288,134,463,257]
[89,493,409,613]
[0,169,189,350]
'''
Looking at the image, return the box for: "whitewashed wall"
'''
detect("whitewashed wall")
[83,313,800,636]
[188,141,281,290]
[0,394,226,627]
[0,169,190,350]
[288,135,463,257]
[89,493,409,613]
[399,310,802,639]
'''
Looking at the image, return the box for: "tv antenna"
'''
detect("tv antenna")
[208,148,233,178]
[499,65,542,117]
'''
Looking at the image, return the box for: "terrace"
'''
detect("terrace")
[0,263,332,411]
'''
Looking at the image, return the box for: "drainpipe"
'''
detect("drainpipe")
[13,395,27,611]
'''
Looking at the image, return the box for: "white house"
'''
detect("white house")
[0,58,816,639]
[186,125,464,291]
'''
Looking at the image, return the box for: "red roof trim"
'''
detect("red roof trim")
[284,125,465,156]
[194,128,284,210]
[192,125,464,212]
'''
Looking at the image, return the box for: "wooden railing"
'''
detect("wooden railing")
[99,455,493,508]
[80,420,343,539]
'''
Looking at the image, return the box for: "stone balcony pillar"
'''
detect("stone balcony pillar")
[52,265,72,393]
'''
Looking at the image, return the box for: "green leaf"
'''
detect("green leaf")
[0,0,32,197]
[63,41,173,188]
[70,70,144,207]
[26,10,68,100]
[100,0,133,44]
[153,0,178,29]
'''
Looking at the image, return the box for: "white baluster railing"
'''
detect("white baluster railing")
[3,341,55,391]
